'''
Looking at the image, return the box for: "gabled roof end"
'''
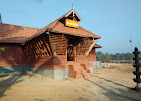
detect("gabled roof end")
[64,9,82,21]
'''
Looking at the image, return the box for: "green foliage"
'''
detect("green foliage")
[0,47,5,54]
[0,47,5,51]
[96,51,134,63]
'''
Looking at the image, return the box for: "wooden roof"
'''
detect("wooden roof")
[0,24,39,43]
[94,44,102,48]
[0,9,101,43]
[26,9,101,43]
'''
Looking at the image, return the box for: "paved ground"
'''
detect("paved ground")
[0,63,141,101]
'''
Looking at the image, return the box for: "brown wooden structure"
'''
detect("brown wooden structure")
[0,9,101,79]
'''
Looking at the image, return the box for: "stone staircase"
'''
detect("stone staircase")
[68,63,92,79]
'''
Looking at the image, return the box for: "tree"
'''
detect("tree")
[105,53,111,62]
[96,51,106,62]
[96,51,133,63]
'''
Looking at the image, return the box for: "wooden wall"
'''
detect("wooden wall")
[25,33,52,59]
[76,38,93,55]
[49,33,67,56]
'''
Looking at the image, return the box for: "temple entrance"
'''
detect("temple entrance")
[67,44,74,61]
[67,36,77,61]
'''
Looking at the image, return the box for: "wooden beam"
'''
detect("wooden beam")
[73,46,76,61]
[35,40,42,57]
[58,34,63,53]
[40,39,49,56]
[42,37,52,56]
[33,42,40,57]
[79,39,85,55]
[85,39,97,56]
[49,34,55,55]
[84,39,89,54]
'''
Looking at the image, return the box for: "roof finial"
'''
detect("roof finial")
[72,3,74,19]
[72,3,74,10]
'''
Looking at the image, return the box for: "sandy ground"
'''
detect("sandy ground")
[0,63,141,101]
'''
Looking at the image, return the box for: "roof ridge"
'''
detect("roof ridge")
[24,9,100,43]
[24,10,71,43]
[25,19,60,43]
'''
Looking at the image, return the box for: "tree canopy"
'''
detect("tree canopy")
[96,51,141,63]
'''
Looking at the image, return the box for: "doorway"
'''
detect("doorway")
[67,44,74,61]
[67,36,77,61]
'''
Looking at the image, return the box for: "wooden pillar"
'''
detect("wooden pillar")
[66,48,67,61]
[85,39,97,56]
[73,46,76,61]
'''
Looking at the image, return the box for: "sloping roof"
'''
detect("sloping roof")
[0,24,39,43]
[46,20,101,38]
[0,9,101,44]
[94,44,102,48]
[26,10,101,43]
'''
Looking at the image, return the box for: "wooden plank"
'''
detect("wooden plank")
[55,49,66,52]
[79,43,84,55]
[51,42,66,45]
[73,46,76,61]
[53,47,66,49]
[35,40,42,57]
[50,36,62,38]
[40,39,48,56]
[49,33,68,56]
[85,39,97,55]
[38,38,47,57]
[40,39,49,56]
[50,38,62,40]
[50,35,62,37]
[33,42,40,57]
[36,38,44,57]
[42,37,52,56]
[49,33,55,55]
[51,39,66,43]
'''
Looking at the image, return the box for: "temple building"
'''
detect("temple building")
[0,8,101,79]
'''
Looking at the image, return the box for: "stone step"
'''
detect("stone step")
[75,70,82,74]
[81,70,88,74]
[83,73,92,78]
[68,74,83,79]
[75,70,91,74]
[68,63,92,79]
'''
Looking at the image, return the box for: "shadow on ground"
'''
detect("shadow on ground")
[0,75,23,98]
[84,77,141,101]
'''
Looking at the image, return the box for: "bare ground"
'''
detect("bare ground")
[0,63,141,101]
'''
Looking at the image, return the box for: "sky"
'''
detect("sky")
[0,0,141,54]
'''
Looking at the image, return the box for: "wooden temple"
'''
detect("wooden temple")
[0,9,101,79]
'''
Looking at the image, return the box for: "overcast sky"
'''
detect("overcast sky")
[0,0,141,53]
